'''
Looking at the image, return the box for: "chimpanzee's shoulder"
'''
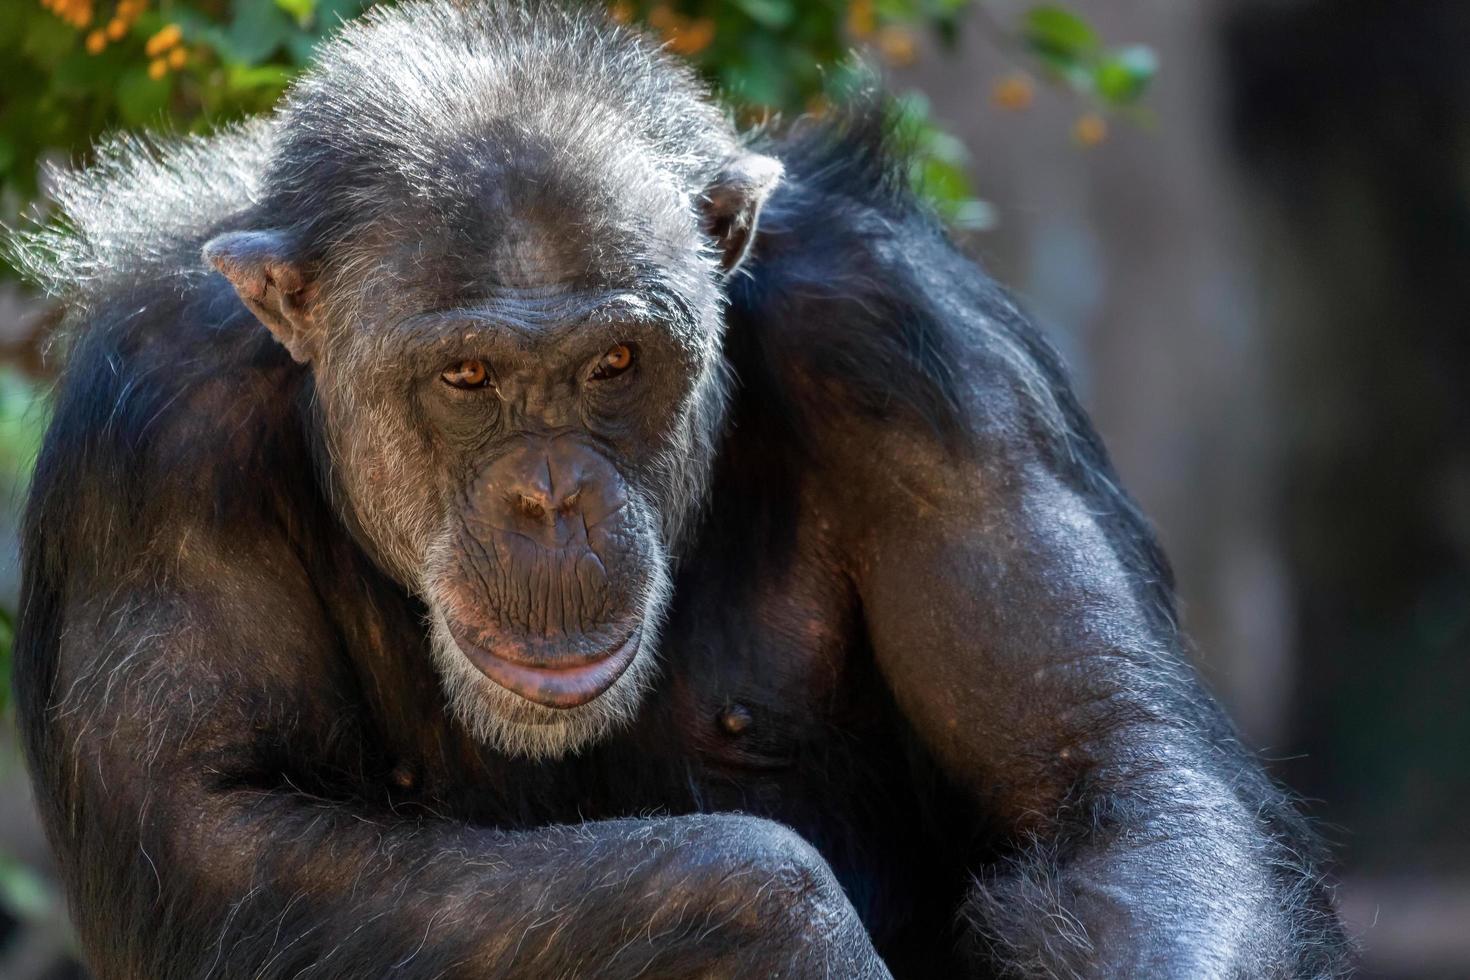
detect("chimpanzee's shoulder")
[727,111,1175,608]
[28,273,316,585]
[730,111,1073,456]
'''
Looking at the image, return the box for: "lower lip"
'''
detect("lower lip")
[453,628,641,709]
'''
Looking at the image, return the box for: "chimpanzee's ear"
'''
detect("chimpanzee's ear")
[700,150,784,276]
[203,230,320,364]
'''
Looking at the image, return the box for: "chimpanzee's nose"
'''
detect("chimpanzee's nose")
[484,441,599,544]
[514,485,580,525]
[509,457,582,523]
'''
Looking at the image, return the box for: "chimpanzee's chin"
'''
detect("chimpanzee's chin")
[426,604,654,760]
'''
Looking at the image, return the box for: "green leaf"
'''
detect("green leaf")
[733,0,794,30]
[285,29,320,66]
[20,10,78,62]
[275,0,316,27]
[1095,45,1157,105]
[312,0,370,36]
[875,0,921,18]
[719,32,791,107]
[224,0,297,65]
[226,63,295,92]
[948,198,998,232]
[116,66,171,126]
[0,858,54,921]
[170,9,235,53]
[1023,5,1100,61]
[933,16,961,50]
[50,47,128,94]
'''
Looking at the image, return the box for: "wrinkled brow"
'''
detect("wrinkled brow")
[380,288,687,367]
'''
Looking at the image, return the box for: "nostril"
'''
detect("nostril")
[516,495,550,523]
[558,490,581,516]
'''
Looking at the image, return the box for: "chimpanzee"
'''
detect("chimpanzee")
[9,2,1351,977]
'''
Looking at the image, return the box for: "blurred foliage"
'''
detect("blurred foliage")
[0,364,48,719]
[0,0,1156,940]
[0,0,1157,230]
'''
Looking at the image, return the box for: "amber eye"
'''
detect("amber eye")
[589,343,635,381]
[440,359,491,390]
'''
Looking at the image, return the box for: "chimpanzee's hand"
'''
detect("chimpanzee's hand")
[665,814,892,979]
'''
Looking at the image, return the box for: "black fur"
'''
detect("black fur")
[9,2,1351,977]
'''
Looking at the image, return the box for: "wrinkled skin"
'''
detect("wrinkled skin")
[9,3,1351,979]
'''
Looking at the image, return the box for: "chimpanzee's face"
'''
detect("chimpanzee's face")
[204,131,778,758]
[306,171,732,758]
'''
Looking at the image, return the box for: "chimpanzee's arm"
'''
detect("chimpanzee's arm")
[832,357,1348,977]
[33,539,888,980]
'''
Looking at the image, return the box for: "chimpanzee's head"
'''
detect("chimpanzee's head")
[202,2,780,758]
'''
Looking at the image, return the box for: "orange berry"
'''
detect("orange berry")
[991,73,1035,111]
[148,57,168,80]
[145,23,182,56]
[667,16,714,56]
[876,26,917,67]
[56,0,90,28]
[1073,112,1108,147]
[105,16,126,40]
[646,4,676,31]
[846,0,875,40]
[608,1,633,24]
[167,46,187,69]
[85,29,106,54]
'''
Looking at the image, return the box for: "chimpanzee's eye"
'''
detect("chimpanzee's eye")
[441,360,491,390]
[589,343,635,382]
[441,360,489,389]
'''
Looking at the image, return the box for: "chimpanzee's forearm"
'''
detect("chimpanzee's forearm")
[32,580,888,980]
[959,758,1349,978]
[66,779,888,979]
[849,435,1351,977]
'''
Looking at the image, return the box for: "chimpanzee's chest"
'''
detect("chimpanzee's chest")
[389,528,972,965]
[575,546,968,949]
[642,551,867,779]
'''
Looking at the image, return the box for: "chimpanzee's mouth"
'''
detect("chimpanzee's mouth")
[446,623,642,710]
